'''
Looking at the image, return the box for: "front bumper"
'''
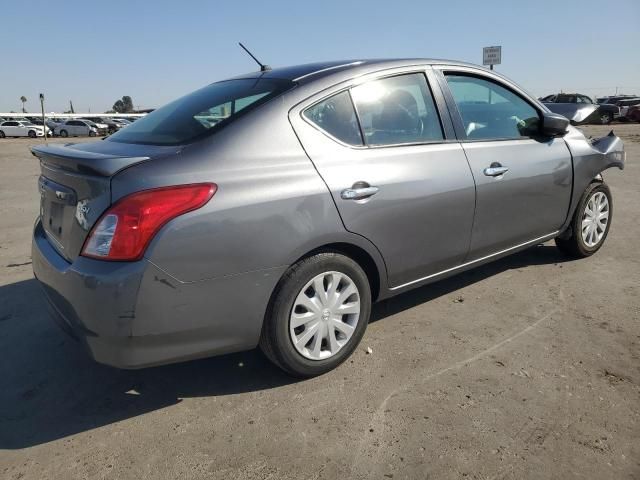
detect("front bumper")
[32,219,285,368]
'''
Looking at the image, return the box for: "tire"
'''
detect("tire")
[260,252,372,377]
[555,182,612,258]
[0,131,5,138]
[28,130,37,138]
[600,112,613,125]
[60,130,68,138]
[89,130,96,137]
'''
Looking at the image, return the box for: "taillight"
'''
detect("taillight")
[81,183,216,261]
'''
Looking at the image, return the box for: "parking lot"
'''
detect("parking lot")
[0,124,638,479]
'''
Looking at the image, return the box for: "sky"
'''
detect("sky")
[1,0,638,113]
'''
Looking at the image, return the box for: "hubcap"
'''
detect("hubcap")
[289,271,360,360]
[581,191,609,247]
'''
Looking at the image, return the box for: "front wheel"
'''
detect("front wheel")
[600,112,613,125]
[555,182,612,258]
[28,130,37,138]
[59,130,68,138]
[0,130,5,138]
[260,252,371,377]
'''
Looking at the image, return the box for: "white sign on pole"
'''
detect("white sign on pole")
[483,46,502,66]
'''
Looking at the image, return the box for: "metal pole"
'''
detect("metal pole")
[490,64,494,70]
[39,93,47,142]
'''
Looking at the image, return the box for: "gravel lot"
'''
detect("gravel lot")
[1,125,639,479]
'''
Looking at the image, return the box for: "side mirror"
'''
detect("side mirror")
[540,111,569,137]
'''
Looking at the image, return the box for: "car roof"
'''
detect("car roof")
[229,58,479,84]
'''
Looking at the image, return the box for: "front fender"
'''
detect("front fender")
[560,128,624,231]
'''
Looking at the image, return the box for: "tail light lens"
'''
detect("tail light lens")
[81,183,216,261]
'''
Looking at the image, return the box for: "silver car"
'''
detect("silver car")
[31,59,625,377]
[54,119,103,137]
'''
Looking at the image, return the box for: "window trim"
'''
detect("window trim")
[435,67,545,143]
[298,67,455,150]
[301,89,365,147]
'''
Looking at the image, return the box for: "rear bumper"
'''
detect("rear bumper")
[32,219,285,368]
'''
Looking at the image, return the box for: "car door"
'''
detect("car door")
[71,121,84,136]
[290,69,476,289]
[61,121,73,135]
[436,68,572,260]
[2,121,19,136]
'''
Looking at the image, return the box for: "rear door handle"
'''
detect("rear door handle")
[483,162,509,177]
[341,185,379,200]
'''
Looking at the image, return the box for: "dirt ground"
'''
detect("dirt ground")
[1,125,639,480]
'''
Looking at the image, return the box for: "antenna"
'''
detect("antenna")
[238,42,271,72]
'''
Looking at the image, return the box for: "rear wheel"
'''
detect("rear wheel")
[555,182,612,258]
[60,130,68,138]
[260,252,371,377]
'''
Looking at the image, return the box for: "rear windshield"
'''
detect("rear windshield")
[107,78,293,145]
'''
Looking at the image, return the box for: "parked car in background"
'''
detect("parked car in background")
[31,58,625,377]
[542,93,619,124]
[79,118,109,134]
[0,120,51,138]
[53,119,102,137]
[626,104,640,122]
[81,117,122,134]
[46,119,63,131]
[612,98,640,120]
[26,117,46,126]
[597,95,638,105]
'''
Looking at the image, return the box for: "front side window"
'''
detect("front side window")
[445,74,539,140]
[351,73,443,146]
[303,91,363,146]
[108,78,292,145]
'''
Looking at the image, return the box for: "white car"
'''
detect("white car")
[53,120,102,137]
[80,118,110,133]
[0,121,51,138]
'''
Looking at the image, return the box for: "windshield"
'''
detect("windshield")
[107,78,293,145]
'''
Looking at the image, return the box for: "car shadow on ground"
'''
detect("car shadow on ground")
[0,244,572,449]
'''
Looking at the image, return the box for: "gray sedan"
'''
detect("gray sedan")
[31,59,624,377]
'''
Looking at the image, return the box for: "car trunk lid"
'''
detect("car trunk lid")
[31,141,180,262]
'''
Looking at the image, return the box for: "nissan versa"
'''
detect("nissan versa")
[32,59,625,377]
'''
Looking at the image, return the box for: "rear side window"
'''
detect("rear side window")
[445,74,540,140]
[555,94,575,103]
[303,91,363,146]
[351,73,443,146]
[108,78,292,145]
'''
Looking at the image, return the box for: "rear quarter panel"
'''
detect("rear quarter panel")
[111,95,387,287]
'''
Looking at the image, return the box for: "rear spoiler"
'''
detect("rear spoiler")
[31,144,149,177]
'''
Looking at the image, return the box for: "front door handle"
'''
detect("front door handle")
[483,162,509,177]
[341,184,379,200]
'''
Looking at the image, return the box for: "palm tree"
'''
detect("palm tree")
[20,96,27,113]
